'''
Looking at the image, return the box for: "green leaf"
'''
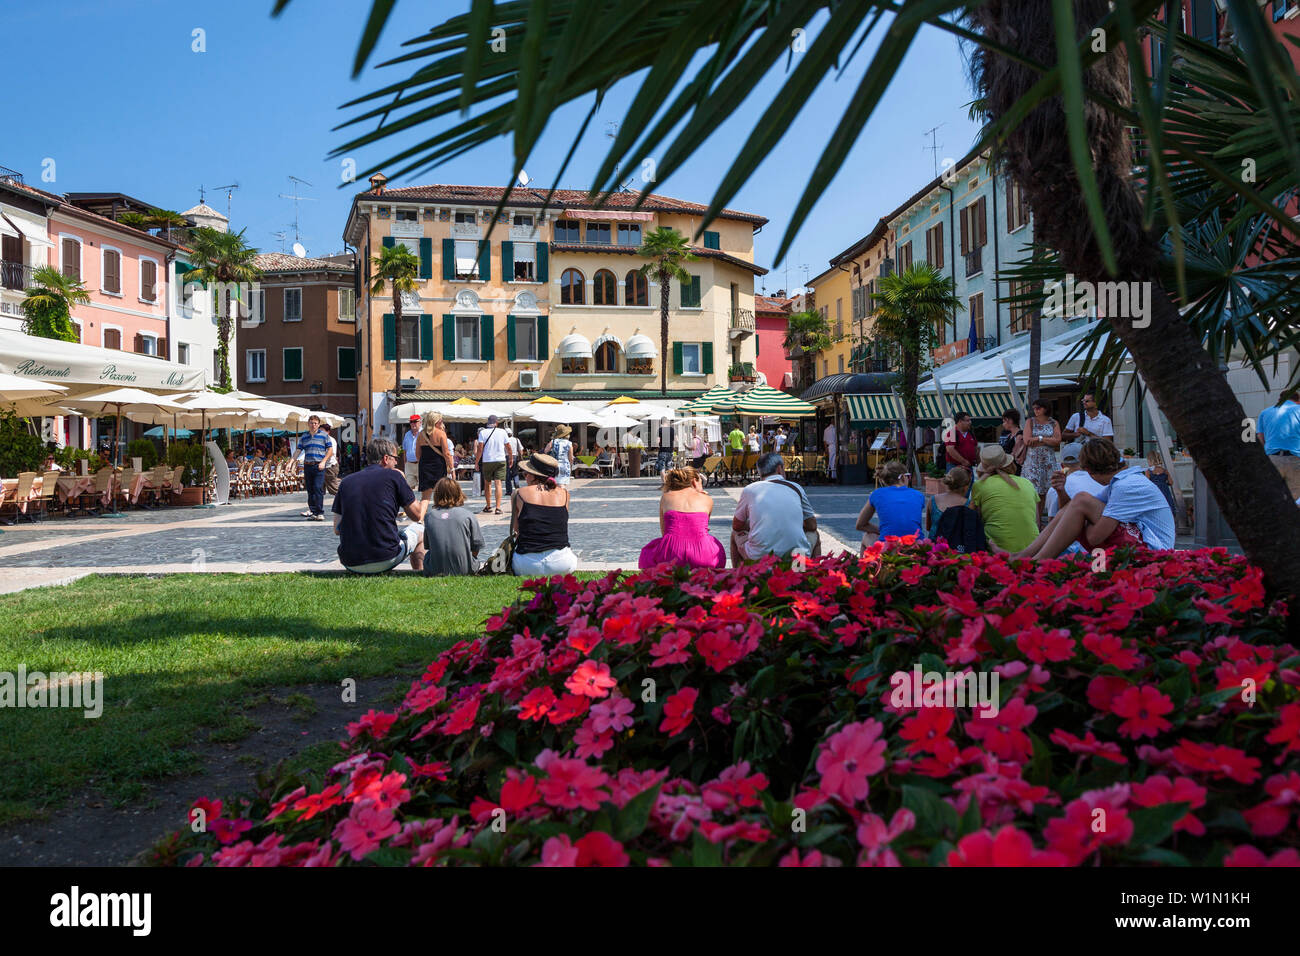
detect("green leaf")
[691,829,723,867]
[902,783,957,837]
[1135,847,1191,867]
[1128,803,1190,848]
[612,783,661,842]
[495,725,517,758]
[363,846,413,866]
[1157,667,1192,712]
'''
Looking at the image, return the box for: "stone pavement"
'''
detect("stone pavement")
[0,477,862,594]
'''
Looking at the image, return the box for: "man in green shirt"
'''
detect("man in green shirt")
[728,426,746,452]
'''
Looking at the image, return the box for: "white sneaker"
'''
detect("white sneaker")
[309,514,324,521]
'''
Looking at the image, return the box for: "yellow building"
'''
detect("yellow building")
[343,177,766,439]
[804,219,894,386]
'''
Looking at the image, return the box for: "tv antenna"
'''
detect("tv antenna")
[212,182,240,220]
[271,230,288,252]
[922,125,945,179]
[278,176,317,244]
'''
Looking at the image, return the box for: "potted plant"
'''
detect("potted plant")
[624,435,645,477]
[728,362,747,386]
[923,458,946,496]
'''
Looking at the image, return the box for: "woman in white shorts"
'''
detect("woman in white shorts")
[510,453,578,576]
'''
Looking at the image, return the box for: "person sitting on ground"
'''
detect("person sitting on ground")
[422,477,484,576]
[332,437,427,574]
[1011,437,1176,559]
[1042,442,1107,556]
[511,453,578,576]
[969,445,1041,553]
[639,466,726,569]
[856,460,924,548]
[927,466,987,553]
[730,452,820,566]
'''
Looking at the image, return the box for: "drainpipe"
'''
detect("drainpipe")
[940,183,957,340]
[991,174,1001,347]
[164,248,176,363]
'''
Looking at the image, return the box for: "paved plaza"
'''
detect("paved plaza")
[0,477,864,593]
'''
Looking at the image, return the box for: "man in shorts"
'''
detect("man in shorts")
[476,414,512,515]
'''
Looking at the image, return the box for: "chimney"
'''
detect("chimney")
[368,173,388,195]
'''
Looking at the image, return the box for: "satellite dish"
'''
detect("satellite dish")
[292,242,306,258]
[517,170,531,187]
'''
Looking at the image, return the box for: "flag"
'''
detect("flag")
[967,314,979,353]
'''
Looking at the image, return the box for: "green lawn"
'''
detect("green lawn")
[0,572,550,825]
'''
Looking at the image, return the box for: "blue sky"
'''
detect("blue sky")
[0,0,981,292]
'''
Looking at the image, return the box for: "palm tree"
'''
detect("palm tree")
[185,227,261,389]
[637,227,698,395]
[279,0,1300,602]
[869,265,961,485]
[116,212,152,231]
[781,309,832,392]
[370,243,421,398]
[147,208,189,243]
[20,266,89,343]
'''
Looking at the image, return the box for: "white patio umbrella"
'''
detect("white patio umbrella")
[170,392,264,506]
[48,387,189,465]
[0,374,69,417]
[515,402,604,425]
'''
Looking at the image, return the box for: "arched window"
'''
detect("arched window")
[560,268,585,305]
[625,270,648,306]
[593,269,617,305]
[595,341,620,372]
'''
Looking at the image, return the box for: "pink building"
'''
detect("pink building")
[754,293,794,389]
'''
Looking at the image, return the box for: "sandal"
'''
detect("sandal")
[494,508,503,515]
[480,507,492,514]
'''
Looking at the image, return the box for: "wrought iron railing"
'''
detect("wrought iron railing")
[0,165,23,186]
[964,248,983,277]
[729,308,755,332]
[0,260,34,291]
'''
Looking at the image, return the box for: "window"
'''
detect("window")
[897,240,913,272]
[454,211,477,224]
[61,237,81,280]
[456,315,480,360]
[1006,179,1030,231]
[395,208,418,222]
[561,356,589,374]
[625,270,648,306]
[960,198,988,254]
[560,268,585,304]
[554,219,580,242]
[593,269,617,305]
[513,213,533,227]
[969,293,985,339]
[396,236,419,257]
[283,347,303,382]
[140,259,158,302]
[284,288,303,322]
[838,355,844,374]
[135,333,157,355]
[925,223,944,270]
[101,248,122,294]
[1009,280,1035,334]
[454,240,480,279]
[702,230,721,249]
[339,288,356,322]
[512,241,536,281]
[247,349,266,382]
[835,297,842,324]
[679,274,701,308]
[586,223,611,244]
[177,343,190,365]
[103,328,121,350]
[248,289,265,324]
[402,315,420,359]
[618,223,641,246]
[680,343,701,374]
[513,316,538,360]
[338,347,357,380]
[595,341,619,372]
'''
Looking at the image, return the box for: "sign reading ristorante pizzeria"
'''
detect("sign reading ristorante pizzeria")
[0,331,207,390]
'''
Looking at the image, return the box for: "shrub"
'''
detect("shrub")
[126,439,158,470]
[0,412,47,476]
[155,542,1299,867]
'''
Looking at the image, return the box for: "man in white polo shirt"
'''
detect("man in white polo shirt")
[1063,393,1114,442]
[475,414,512,515]
[730,453,820,566]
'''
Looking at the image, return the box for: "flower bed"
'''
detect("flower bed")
[153,542,1300,867]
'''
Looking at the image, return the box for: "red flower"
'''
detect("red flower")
[899,707,955,754]
[575,831,630,866]
[1129,775,1207,835]
[1265,703,1300,759]
[1050,729,1127,765]
[547,693,591,726]
[1043,790,1134,865]
[899,565,930,585]
[405,759,451,781]
[1016,626,1075,664]
[1087,675,1132,714]
[537,834,579,867]
[346,709,397,739]
[816,719,888,805]
[648,630,691,667]
[590,695,634,734]
[517,686,557,722]
[442,697,480,736]
[499,773,544,814]
[699,820,772,844]
[966,698,1037,764]
[574,721,615,759]
[1242,772,1300,837]
[565,659,617,699]
[566,625,603,654]
[947,827,1067,867]
[538,758,610,811]
[333,800,400,861]
[659,688,698,737]
[696,630,745,672]
[1223,845,1300,867]
[209,817,252,846]
[1170,741,1261,784]
[292,784,344,821]
[1110,685,1173,739]
[1081,632,1143,670]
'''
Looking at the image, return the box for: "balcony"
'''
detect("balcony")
[390,220,423,238]
[0,260,34,291]
[0,165,23,186]
[964,248,982,278]
[728,308,755,338]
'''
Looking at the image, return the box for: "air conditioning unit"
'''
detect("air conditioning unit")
[518,369,540,389]
[399,377,420,390]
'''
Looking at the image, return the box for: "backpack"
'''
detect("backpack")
[932,504,988,553]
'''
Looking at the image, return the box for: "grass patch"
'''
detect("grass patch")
[0,572,541,825]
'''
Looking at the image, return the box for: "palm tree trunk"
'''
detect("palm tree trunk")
[904,350,921,487]
[1027,311,1041,405]
[394,286,403,401]
[659,267,670,397]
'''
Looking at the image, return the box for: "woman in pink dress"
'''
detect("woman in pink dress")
[638,466,726,569]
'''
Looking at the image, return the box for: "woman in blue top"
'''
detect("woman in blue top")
[856,460,925,548]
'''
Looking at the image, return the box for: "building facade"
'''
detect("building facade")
[753,293,793,389]
[0,168,54,333]
[238,252,359,431]
[342,178,766,439]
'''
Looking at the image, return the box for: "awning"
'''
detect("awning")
[800,371,900,403]
[563,209,655,221]
[0,328,207,392]
[734,384,816,418]
[556,333,593,358]
[846,394,902,429]
[626,333,657,358]
[593,333,623,350]
[846,391,1009,428]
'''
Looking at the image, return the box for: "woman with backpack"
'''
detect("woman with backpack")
[856,460,924,548]
[929,466,987,553]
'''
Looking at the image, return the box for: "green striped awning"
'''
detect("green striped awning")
[846,391,1011,428]
[680,384,739,415]
[734,384,816,418]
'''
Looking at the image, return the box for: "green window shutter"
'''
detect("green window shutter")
[480,314,495,360]
[680,275,700,308]
[419,238,432,279]
[501,241,514,282]
[382,313,396,361]
[672,341,683,375]
[419,313,434,360]
[477,240,491,282]
[537,314,548,355]
[338,347,355,380]
[442,314,455,361]
[442,239,455,280]
[702,341,714,375]
[536,243,548,282]
[691,275,701,307]
[382,236,395,249]
[284,349,302,381]
[755,333,759,357]
[704,231,720,249]
[506,314,517,362]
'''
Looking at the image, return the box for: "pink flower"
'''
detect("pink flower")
[948,827,1067,866]
[537,835,580,867]
[1129,775,1207,835]
[538,758,610,811]
[565,659,617,699]
[815,719,887,805]
[346,709,397,739]
[590,695,634,734]
[574,721,615,759]
[649,630,692,667]
[575,831,630,866]
[333,800,400,861]
[966,698,1037,763]
[1224,845,1300,867]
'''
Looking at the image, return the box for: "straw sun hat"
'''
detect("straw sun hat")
[978,444,1015,472]
[553,424,572,438]
[518,453,560,479]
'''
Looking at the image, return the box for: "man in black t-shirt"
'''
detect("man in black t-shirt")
[332,438,427,573]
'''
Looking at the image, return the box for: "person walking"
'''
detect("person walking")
[969,445,1040,553]
[416,411,454,503]
[822,419,837,480]
[747,425,761,454]
[475,414,512,515]
[297,415,333,521]
[402,414,421,491]
[855,460,924,547]
[1257,389,1300,498]
[1062,392,1114,442]
[639,466,726,569]
[657,419,677,473]
[998,409,1027,473]
[1021,400,1062,524]
[544,424,576,486]
[511,453,578,576]
[688,427,708,469]
[422,477,484,576]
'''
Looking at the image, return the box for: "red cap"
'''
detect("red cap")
[409,414,421,422]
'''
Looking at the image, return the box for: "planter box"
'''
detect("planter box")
[924,477,946,496]
[175,487,206,505]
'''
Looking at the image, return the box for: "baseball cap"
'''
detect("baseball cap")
[409,414,420,422]
[1060,441,1083,463]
